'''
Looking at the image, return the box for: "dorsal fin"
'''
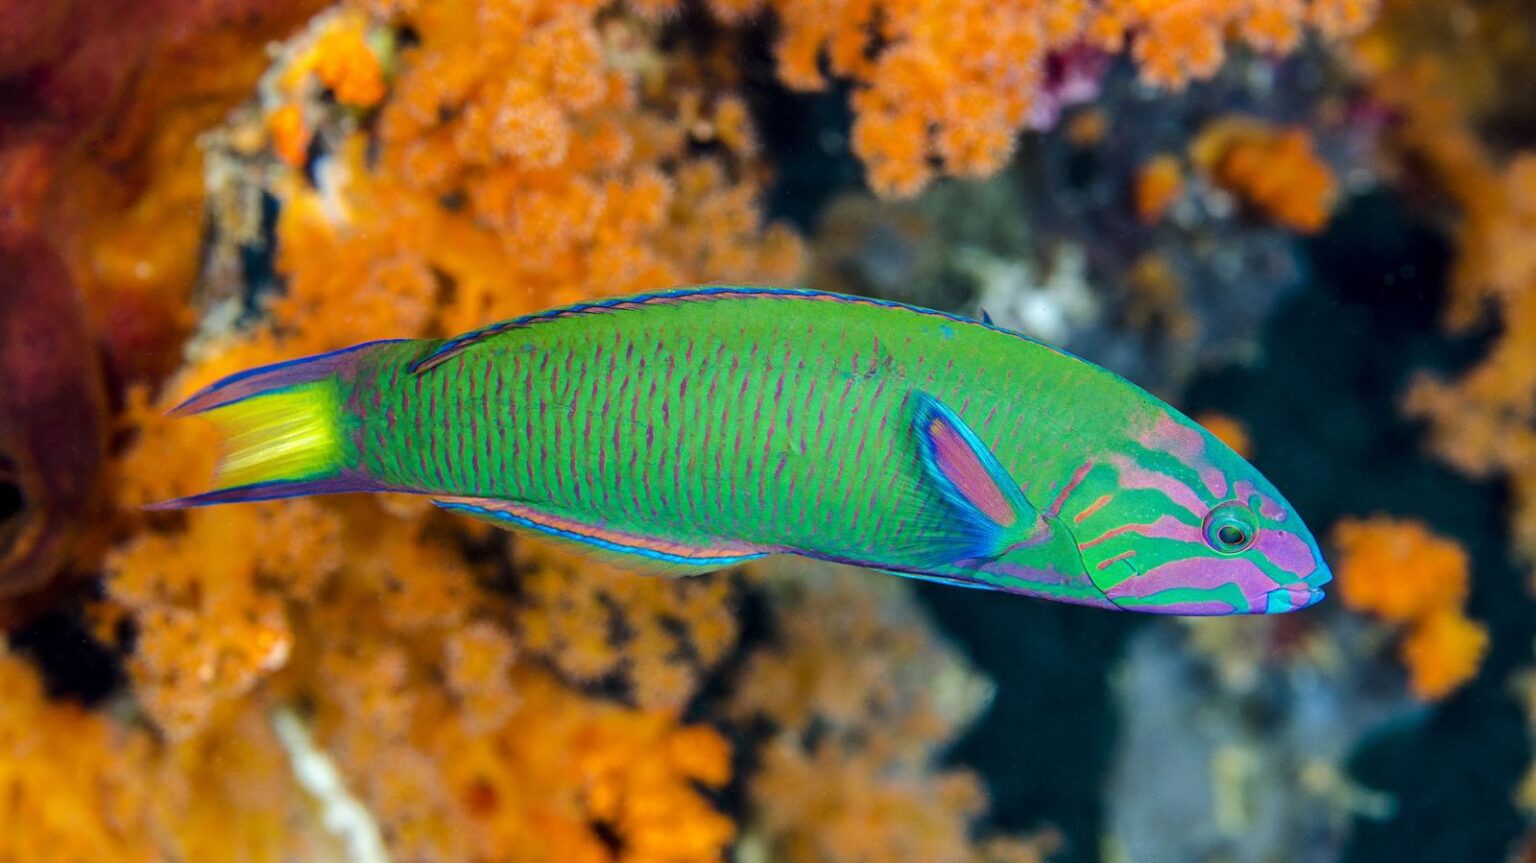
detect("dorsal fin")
[410,322,520,374]
[908,391,1046,563]
[408,288,802,373]
[411,285,1076,374]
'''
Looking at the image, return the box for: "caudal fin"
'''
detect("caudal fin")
[147,341,406,509]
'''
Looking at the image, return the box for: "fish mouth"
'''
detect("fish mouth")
[1265,584,1327,613]
[1282,561,1333,611]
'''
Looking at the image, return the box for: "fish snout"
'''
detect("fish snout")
[1264,583,1327,613]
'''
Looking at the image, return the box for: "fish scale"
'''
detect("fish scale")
[361,296,1092,558]
[155,286,1332,616]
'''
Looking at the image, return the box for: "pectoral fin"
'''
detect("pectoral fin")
[908,391,1047,564]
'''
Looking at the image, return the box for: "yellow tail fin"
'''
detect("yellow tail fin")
[203,381,343,490]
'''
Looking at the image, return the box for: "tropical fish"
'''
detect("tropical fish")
[153,287,1331,615]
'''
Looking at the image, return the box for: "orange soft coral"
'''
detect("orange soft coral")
[730,564,1035,863]
[1195,412,1253,459]
[748,739,991,863]
[297,570,738,863]
[0,652,155,862]
[1331,516,1487,699]
[513,539,742,711]
[253,2,803,351]
[1332,516,1470,623]
[1400,608,1490,701]
[310,15,388,108]
[1191,117,1339,232]
[0,650,321,862]
[1135,153,1186,224]
[684,0,1375,197]
[91,1,802,858]
[1404,154,1536,560]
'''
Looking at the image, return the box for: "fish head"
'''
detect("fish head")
[1067,413,1330,615]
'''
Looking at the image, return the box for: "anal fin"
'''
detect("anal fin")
[433,495,769,577]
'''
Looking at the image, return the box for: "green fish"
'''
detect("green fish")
[154,287,1330,615]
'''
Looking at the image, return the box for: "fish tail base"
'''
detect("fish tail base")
[150,342,406,509]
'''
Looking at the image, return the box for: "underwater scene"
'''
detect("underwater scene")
[3,0,1536,860]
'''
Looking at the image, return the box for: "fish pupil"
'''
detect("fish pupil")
[1217,524,1246,546]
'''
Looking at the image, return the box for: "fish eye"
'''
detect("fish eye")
[1202,500,1258,554]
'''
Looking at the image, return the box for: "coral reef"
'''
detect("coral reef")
[37,0,1536,858]
[0,647,329,862]
[694,0,1375,196]
[0,0,1095,859]
[729,563,1054,863]
[1331,516,1488,700]
[1333,516,1470,624]
[1190,117,1339,233]
[1133,154,1185,225]
[0,0,324,614]
[803,50,1367,400]
[1404,153,1536,560]
[513,541,741,712]
[1106,615,1407,863]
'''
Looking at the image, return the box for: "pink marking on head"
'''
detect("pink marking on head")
[1198,466,1229,500]
[1107,557,1280,606]
[929,419,1016,527]
[1046,460,1095,518]
[1081,515,1201,549]
[1230,480,1283,520]
[1142,414,1229,498]
[1253,529,1316,578]
[1108,454,1207,518]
